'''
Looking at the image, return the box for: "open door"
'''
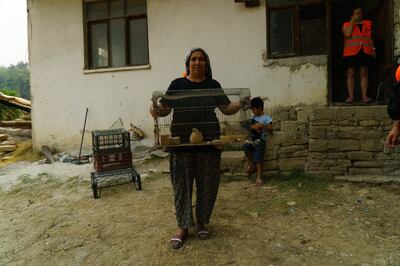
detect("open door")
[329,0,393,104]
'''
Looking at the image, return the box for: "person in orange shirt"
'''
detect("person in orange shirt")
[385,65,400,147]
[342,7,376,103]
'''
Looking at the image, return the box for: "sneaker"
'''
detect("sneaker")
[345,96,353,103]
[362,96,372,103]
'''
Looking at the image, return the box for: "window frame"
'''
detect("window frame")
[266,0,328,59]
[82,0,149,70]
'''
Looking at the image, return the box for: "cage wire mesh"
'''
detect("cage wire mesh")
[152,88,251,148]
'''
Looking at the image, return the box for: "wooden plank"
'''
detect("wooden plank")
[0,121,32,129]
[0,92,31,112]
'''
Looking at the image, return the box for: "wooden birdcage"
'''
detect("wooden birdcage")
[151,88,251,148]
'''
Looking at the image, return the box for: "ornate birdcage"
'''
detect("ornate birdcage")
[151,88,251,148]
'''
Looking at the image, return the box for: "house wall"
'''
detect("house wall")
[28,0,327,153]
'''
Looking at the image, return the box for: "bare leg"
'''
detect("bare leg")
[174,228,188,236]
[360,65,369,98]
[243,143,255,175]
[346,67,356,100]
[255,162,263,186]
[245,152,254,165]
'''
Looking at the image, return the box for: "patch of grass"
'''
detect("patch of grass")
[0,140,43,167]
[269,170,330,192]
[220,173,248,183]
[268,170,332,208]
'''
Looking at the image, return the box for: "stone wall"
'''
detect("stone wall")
[395,0,400,56]
[263,106,400,177]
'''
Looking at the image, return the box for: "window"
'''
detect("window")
[267,0,327,58]
[83,0,149,69]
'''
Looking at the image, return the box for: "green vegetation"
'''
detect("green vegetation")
[0,89,22,121]
[270,170,330,193]
[269,170,332,208]
[0,62,29,121]
[0,62,30,99]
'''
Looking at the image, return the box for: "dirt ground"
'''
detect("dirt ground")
[0,156,399,266]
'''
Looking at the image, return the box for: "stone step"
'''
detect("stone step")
[221,151,245,173]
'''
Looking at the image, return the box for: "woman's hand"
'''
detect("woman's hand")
[385,121,400,147]
[350,14,357,24]
[240,96,251,110]
[150,102,172,118]
[150,103,160,119]
[372,48,377,58]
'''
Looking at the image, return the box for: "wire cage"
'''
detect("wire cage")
[151,88,251,148]
[90,128,142,198]
[92,128,130,155]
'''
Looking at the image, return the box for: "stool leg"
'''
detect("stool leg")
[133,173,142,191]
[91,172,100,199]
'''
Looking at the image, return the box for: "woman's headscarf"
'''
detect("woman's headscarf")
[184,47,212,79]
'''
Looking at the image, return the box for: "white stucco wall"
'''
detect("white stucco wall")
[28,0,327,152]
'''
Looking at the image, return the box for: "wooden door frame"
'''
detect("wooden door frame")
[327,0,394,106]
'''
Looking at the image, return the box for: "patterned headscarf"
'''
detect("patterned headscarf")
[184,47,212,79]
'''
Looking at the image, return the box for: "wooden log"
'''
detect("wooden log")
[0,92,31,112]
[0,145,16,152]
[0,121,32,129]
[0,134,8,141]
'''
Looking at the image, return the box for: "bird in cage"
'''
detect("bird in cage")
[190,128,203,144]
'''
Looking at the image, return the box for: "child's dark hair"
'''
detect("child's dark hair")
[251,97,264,109]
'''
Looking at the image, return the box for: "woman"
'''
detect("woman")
[150,48,244,249]
[342,7,376,103]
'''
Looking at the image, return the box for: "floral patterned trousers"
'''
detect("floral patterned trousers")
[170,150,221,229]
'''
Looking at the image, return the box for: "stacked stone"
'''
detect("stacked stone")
[307,106,394,177]
[263,106,310,176]
[395,0,400,56]
[260,105,400,178]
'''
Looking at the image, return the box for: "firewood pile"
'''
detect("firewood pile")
[0,114,32,162]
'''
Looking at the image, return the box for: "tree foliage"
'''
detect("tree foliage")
[0,62,29,121]
[0,62,30,99]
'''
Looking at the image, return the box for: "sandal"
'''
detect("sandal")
[197,230,209,240]
[255,179,264,187]
[196,222,209,240]
[169,231,187,249]
[362,96,372,103]
[345,96,353,103]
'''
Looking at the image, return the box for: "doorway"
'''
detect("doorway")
[329,0,393,104]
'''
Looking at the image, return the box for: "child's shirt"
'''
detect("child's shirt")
[250,114,272,141]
